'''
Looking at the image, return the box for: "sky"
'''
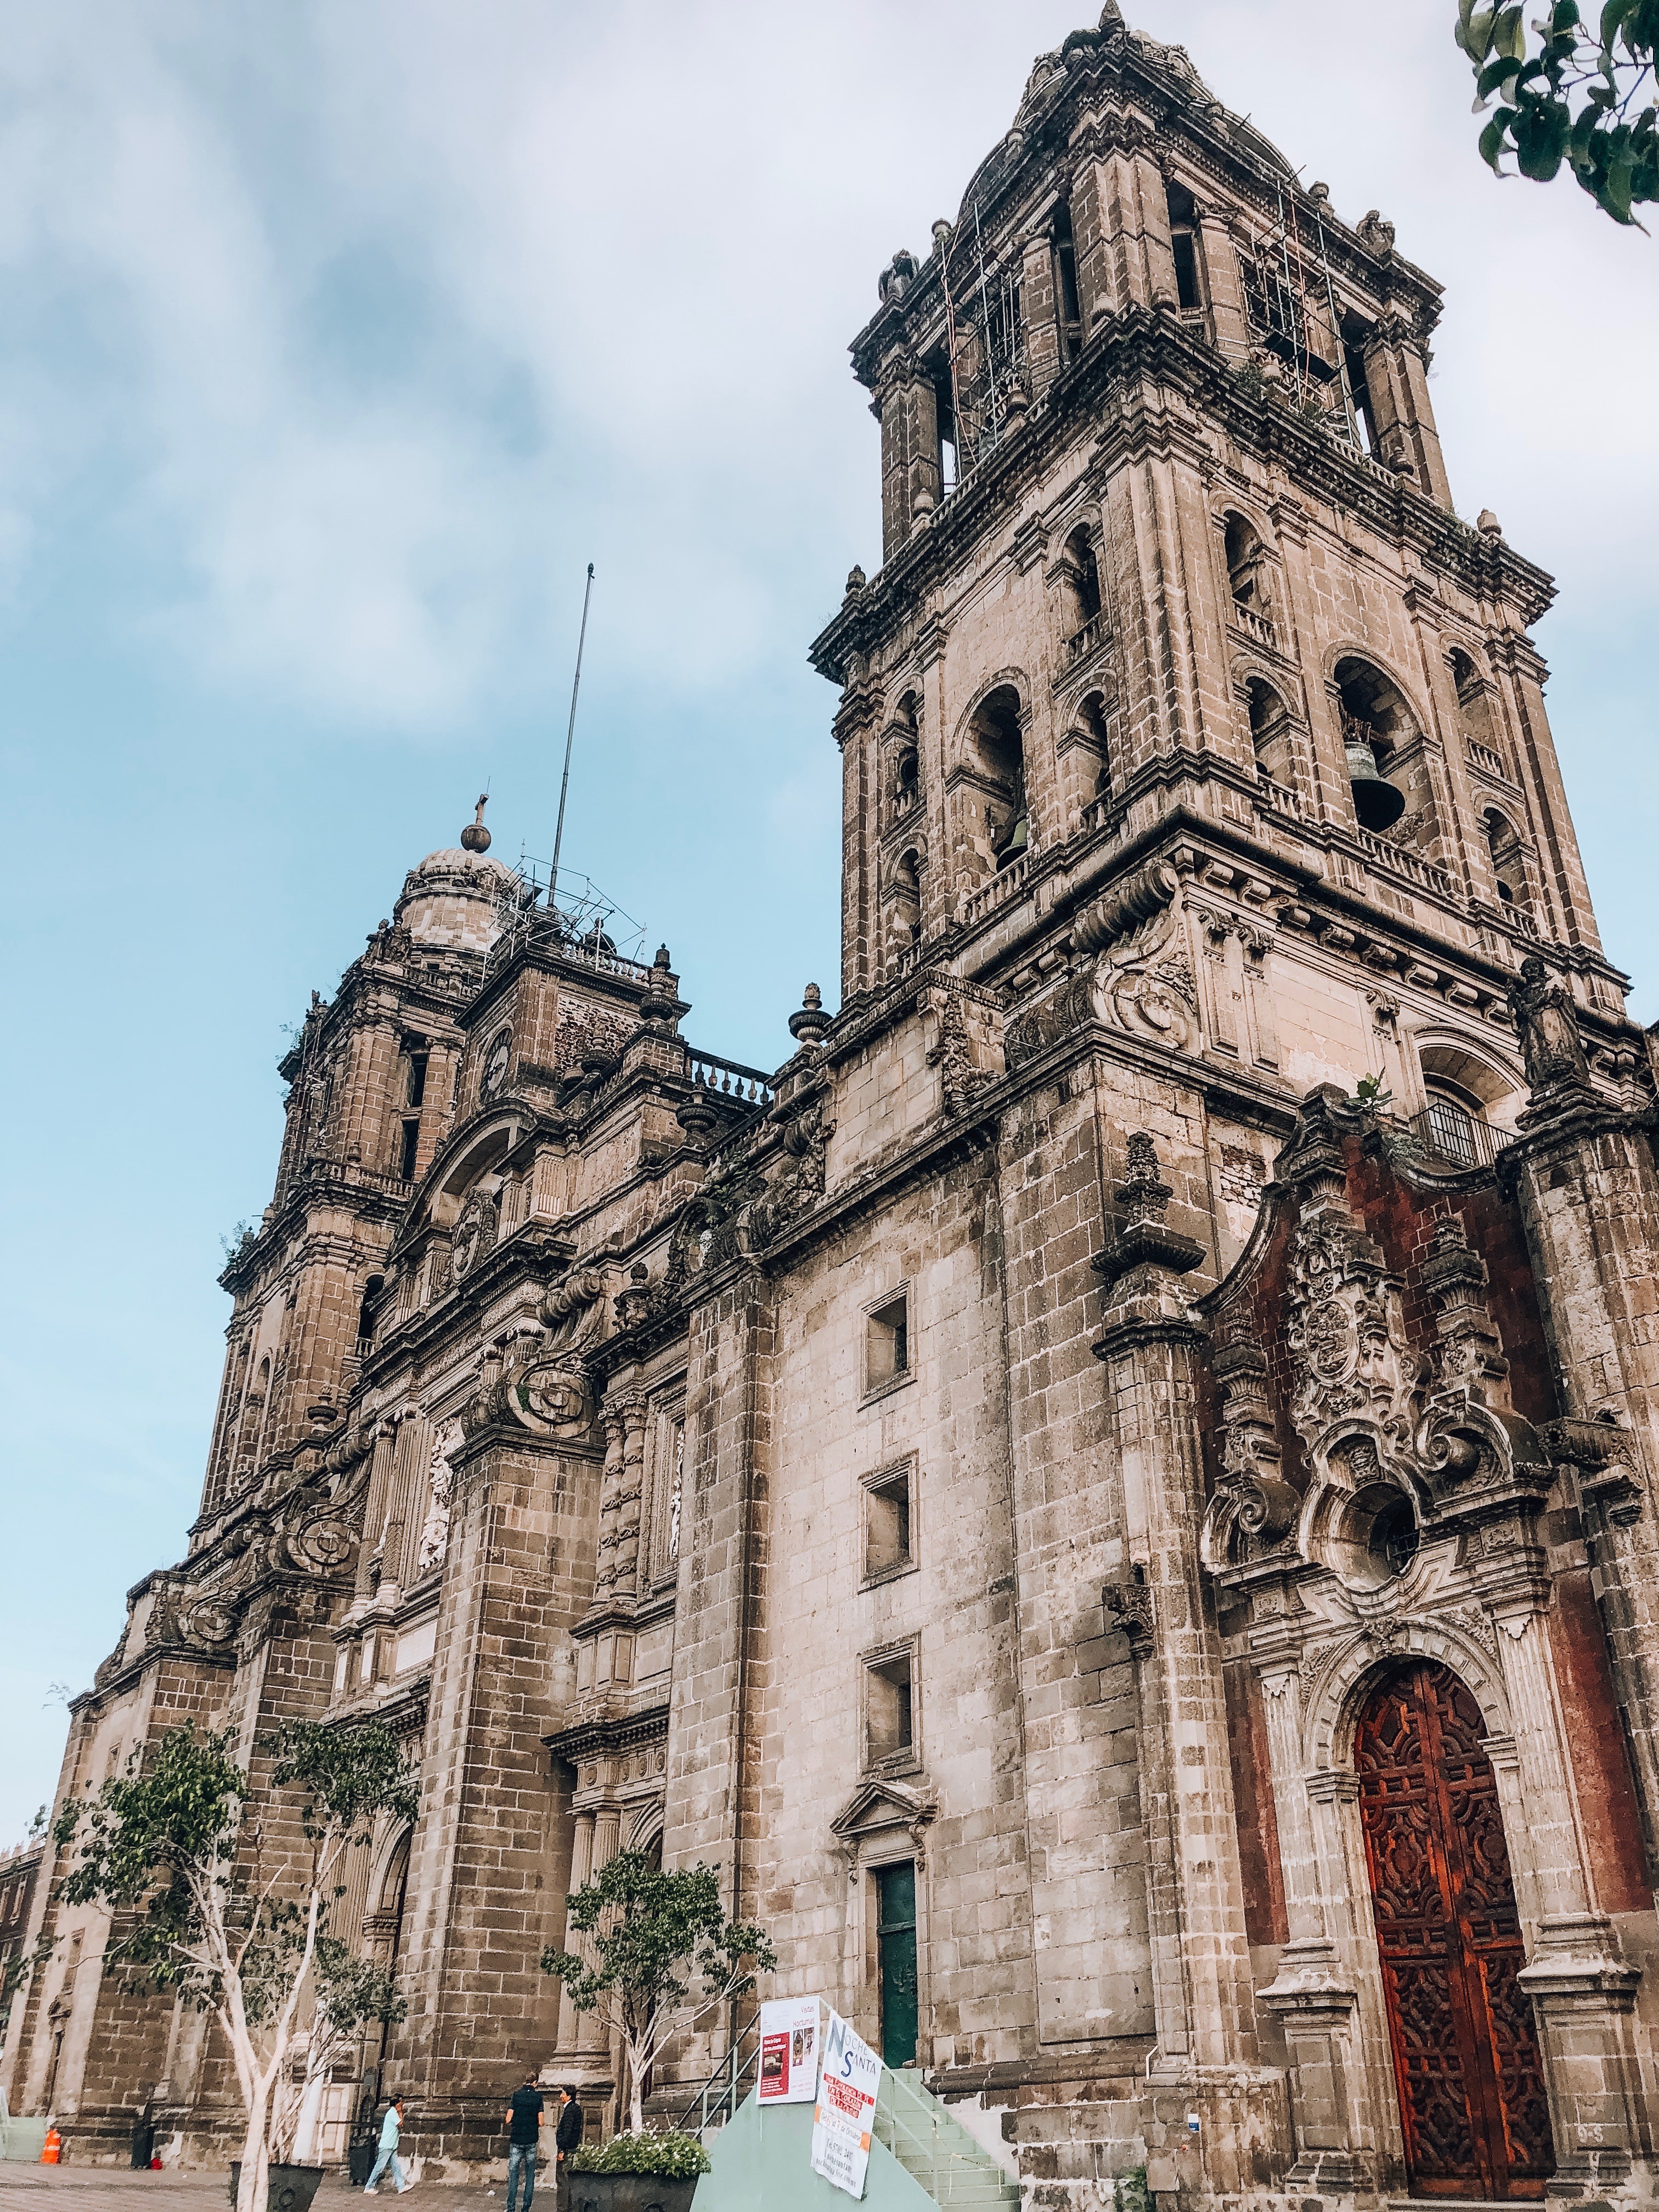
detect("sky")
[0,0,1654,1845]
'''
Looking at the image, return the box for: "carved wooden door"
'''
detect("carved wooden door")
[1355,1661,1554,2199]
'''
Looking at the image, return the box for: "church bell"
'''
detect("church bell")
[1344,732,1406,832]
[994,807,1029,867]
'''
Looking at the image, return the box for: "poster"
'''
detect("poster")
[810,2008,882,2199]
[757,1994,821,2106]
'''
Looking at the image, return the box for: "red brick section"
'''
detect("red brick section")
[1222,1659,1288,1949]
[1547,1567,1649,1912]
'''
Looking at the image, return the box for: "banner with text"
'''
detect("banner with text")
[810,2008,882,2199]
[758,1994,822,2106]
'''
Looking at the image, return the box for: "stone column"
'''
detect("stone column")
[613,1400,649,1601]
[555,1810,597,2056]
[578,1809,623,2058]
[877,358,941,562]
[594,1402,629,1602]
[1093,1136,1277,2199]
[1197,210,1249,360]
[1020,226,1062,400]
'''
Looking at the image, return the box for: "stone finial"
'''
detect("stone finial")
[1098,0,1124,23]
[1308,180,1330,205]
[1477,509,1503,538]
[1092,1130,1207,1292]
[931,218,953,255]
[879,249,919,304]
[460,794,492,853]
[1509,953,1595,1121]
[789,982,832,1051]
[844,565,866,599]
[676,1079,717,1145]
[654,944,672,972]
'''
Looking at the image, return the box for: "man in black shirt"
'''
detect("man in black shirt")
[554,2086,584,2211]
[503,2073,544,2212]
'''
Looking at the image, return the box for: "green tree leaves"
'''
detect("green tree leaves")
[1456,0,1658,221]
[541,1852,777,2135]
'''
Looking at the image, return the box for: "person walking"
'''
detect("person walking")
[364,2095,416,2194]
[554,2086,584,2211]
[504,2072,545,2212]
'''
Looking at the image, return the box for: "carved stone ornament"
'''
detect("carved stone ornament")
[450,1186,499,1282]
[1006,862,1196,1068]
[1203,1091,1551,1596]
[415,1420,462,1573]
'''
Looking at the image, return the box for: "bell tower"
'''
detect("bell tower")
[815,3,1636,1147]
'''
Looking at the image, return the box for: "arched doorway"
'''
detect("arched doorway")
[1355,1662,1554,2199]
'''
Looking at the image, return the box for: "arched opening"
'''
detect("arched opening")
[1246,677,1296,791]
[968,686,1028,870]
[1223,514,1271,616]
[1165,180,1203,312]
[887,848,922,962]
[1052,201,1082,360]
[356,1276,386,1356]
[1333,656,1413,834]
[889,691,921,815]
[1483,808,1533,921]
[1412,1041,1522,1165]
[1355,1662,1554,2199]
[1451,647,1508,776]
[1058,525,1103,651]
[1079,691,1112,803]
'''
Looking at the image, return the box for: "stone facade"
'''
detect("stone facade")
[8,10,1659,2205]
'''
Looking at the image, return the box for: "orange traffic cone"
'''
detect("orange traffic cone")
[41,2129,61,2164]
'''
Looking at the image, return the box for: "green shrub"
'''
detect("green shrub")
[570,2130,712,2180]
[1115,2166,1151,2212]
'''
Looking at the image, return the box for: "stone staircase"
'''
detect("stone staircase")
[873,2070,1022,2209]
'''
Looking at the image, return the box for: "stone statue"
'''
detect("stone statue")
[1509,953,1593,1108]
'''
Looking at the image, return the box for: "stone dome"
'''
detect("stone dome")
[394,843,516,955]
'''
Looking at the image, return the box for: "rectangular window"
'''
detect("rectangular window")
[864,1288,910,1397]
[862,1459,916,1582]
[864,1644,918,1768]
[407,1053,428,1109]
[1171,230,1201,312]
[398,1119,420,1181]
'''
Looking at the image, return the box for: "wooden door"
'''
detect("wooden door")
[1355,1661,1554,2199]
[876,1861,918,2069]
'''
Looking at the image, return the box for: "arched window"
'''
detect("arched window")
[1421,1082,1485,1169]
[1246,678,1296,791]
[889,691,921,814]
[968,686,1028,869]
[1059,525,1103,652]
[1333,656,1419,836]
[1223,514,1271,615]
[1052,201,1082,360]
[889,848,922,957]
[1483,808,1532,920]
[1449,646,1507,775]
[357,1276,385,1356]
[1414,1041,1523,1165]
[1165,181,1203,313]
[1078,691,1111,802]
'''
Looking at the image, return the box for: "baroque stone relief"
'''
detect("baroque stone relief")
[1005,861,1198,1067]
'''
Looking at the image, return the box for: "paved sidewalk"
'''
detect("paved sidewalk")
[0,2168,527,2208]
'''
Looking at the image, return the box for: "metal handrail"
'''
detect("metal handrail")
[675,2013,760,2136]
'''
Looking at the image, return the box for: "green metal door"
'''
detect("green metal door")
[876,1861,918,2069]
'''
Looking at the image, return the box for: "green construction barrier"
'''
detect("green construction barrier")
[697,2074,1019,2212]
[698,2092,937,2212]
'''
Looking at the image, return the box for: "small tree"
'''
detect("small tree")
[278,1938,408,2162]
[53,1720,417,2212]
[541,1853,776,2136]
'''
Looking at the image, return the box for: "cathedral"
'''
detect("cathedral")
[10,9,1659,2206]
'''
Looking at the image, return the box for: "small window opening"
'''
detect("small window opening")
[398,1119,420,1181]
[406,1053,428,1109]
[1079,691,1112,802]
[864,1464,915,1578]
[866,1650,915,1764]
[1165,182,1202,313]
[969,685,1028,869]
[866,1290,910,1392]
[1052,201,1082,358]
[1224,515,1269,614]
[1247,679,1295,791]
[1342,321,1380,453]
[356,1274,385,1353]
[1062,524,1103,635]
[1483,809,1531,918]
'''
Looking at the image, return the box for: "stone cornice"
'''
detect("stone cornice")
[815,313,1552,690]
